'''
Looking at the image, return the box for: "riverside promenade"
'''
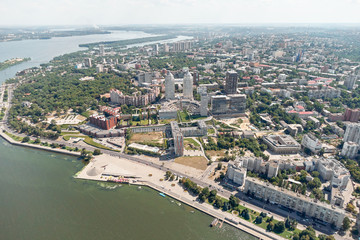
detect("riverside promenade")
[0,129,80,157]
[76,154,288,240]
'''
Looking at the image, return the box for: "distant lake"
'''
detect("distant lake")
[0,31,190,84]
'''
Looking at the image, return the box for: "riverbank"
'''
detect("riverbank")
[0,129,80,157]
[79,34,176,48]
[76,154,285,240]
[0,58,31,71]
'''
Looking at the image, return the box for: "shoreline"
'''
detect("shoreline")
[0,130,80,157]
[0,129,283,240]
[76,154,286,240]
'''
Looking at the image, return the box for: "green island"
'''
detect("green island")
[79,34,177,49]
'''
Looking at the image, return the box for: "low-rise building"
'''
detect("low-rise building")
[159,109,177,119]
[180,120,207,137]
[89,115,118,130]
[262,135,301,154]
[287,124,303,136]
[302,133,322,153]
[307,116,321,127]
[308,86,341,99]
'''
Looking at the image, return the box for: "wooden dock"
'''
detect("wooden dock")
[219,219,224,228]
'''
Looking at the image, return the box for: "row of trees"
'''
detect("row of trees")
[179,178,241,212]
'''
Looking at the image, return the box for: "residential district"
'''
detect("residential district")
[2,26,360,240]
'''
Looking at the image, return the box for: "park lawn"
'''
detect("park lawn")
[175,156,208,170]
[5,131,24,141]
[184,138,201,150]
[129,131,163,144]
[178,111,190,122]
[60,131,80,136]
[131,119,149,126]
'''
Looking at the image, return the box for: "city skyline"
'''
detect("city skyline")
[1,0,360,26]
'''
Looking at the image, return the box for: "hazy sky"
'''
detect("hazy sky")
[1,0,360,26]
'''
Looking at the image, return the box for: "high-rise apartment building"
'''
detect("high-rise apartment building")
[183,71,193,99]
[225,70,238,94]
[170,121,184,156]
[344,75,357,90]
[165,71,175,100]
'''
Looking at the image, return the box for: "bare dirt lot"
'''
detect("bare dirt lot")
[175,156,208,170]
[129,131,163,144]
[205,149,226,161]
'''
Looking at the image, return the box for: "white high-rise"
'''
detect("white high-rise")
[165,71,175,100]
[183,71,193,99]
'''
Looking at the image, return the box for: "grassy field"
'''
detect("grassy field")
[60,131,80,136]
[129,131,163,144]
[184,138,201,150]
[5,131,24,141]
[177,111,190,122]
[131,119,149,126]
[190,115,208,120]
[175,156,208,170]
[207,128,215,134]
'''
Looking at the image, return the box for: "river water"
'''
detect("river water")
[0,31,189,84]
[0,31,255,240]
[0,138,256,240]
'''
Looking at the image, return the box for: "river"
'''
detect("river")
[0,31,189,84]
[0,31,255,239]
